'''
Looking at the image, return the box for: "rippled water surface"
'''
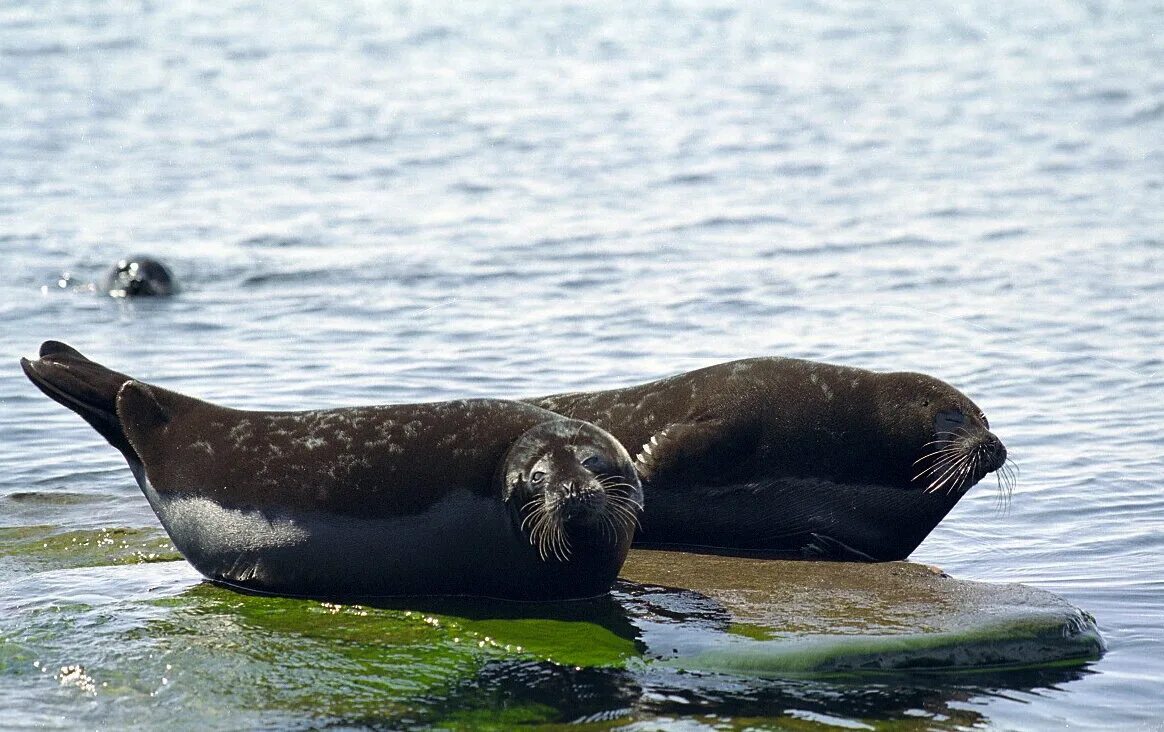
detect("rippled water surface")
[2,1,1161,729]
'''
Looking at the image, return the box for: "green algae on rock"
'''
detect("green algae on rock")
[0,525,180,574]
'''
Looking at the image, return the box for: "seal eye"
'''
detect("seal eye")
[934,409,966,435]
[980,411,989,429]
[581,455,607,472]
[530,471,546,484]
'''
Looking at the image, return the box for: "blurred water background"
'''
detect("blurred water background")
[1,1,1161,728]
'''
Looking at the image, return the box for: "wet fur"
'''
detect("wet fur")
[529,357,1009,562]
[22,341,642,600]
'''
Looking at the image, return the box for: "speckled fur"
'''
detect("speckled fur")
[529,357,1006,561]
[22,341,642,600]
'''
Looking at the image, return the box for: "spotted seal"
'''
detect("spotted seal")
[22,341,642,600]
[529,358,1010,561]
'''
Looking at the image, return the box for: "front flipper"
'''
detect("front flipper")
[633,417,760,487]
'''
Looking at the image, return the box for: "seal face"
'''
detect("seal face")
[101,256,176,297]
[21,341,641,600]
[502,420,644,563]
[528,358,1010,562]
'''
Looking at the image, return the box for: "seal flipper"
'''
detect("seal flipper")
[20,341,138,460]
[116,381,171,432]
[634,417,760,486]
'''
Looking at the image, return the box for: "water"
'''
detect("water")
[1,0,1161,728]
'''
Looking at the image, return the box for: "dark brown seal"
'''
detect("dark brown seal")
[21,341,642,600]
[529,358,1010,561]
[101,256,176,297]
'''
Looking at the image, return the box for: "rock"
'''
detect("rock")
[617,550,1104,675]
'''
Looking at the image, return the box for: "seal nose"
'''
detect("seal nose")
[557,483,604,523]
[984,434,1007,470]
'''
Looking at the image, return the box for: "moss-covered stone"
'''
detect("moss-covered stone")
[0,525,180,573]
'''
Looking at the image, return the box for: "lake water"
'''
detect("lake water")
[1,1,1161,728]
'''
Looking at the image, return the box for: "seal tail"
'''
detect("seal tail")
[20,340,142,460]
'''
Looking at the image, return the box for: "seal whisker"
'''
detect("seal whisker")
[917,449,963,470]
[927,466,961,495]
[994,473,1012,511]
[912,449,959,468]
[598,478,642,493]
[599,479,643,495]
[521,508,548,535]
[519,498,549,532]
[600,484,645,508]
[597,475,635,488]
[606,512,636,539]
[605,497,642,525]
[960,454,983,494]
[926,454,971,494]
[1001,458,1018,487]
[945,457,976,495]
[911,444,967,467]
[533,515,559,562]
[605,509,635,541]
[940,458,975,494]
[606,490,642,513]
[996,458,1017,506]
[913,452,965,479]
[524,502,569,563]
[521,502,543,522]
[912,450,970,482]
[551,522,572,562]
[525,507,557,559]
[598,512,617,541]
[917,441,965,456]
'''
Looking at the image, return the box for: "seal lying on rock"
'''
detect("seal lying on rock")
[529,358,1010,561]
[22,341,642,600]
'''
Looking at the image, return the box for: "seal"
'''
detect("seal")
[101,256,176,297]
[528,358,1011,561]
[21,341,642,600]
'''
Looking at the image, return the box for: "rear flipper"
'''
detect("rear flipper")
[20,340,140,459]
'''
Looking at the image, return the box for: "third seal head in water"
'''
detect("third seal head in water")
[21,341,643,601]
[529,357,1010,562]
[101,256,176,297]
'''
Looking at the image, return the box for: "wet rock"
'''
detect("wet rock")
[619,550,1104,675]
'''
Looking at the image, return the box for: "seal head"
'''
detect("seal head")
[871,373,1009,496]
[101,256,176,297]
[502,420,643,563]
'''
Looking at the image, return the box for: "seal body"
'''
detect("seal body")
[22,341,642,600]
[529,358,1008,561]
